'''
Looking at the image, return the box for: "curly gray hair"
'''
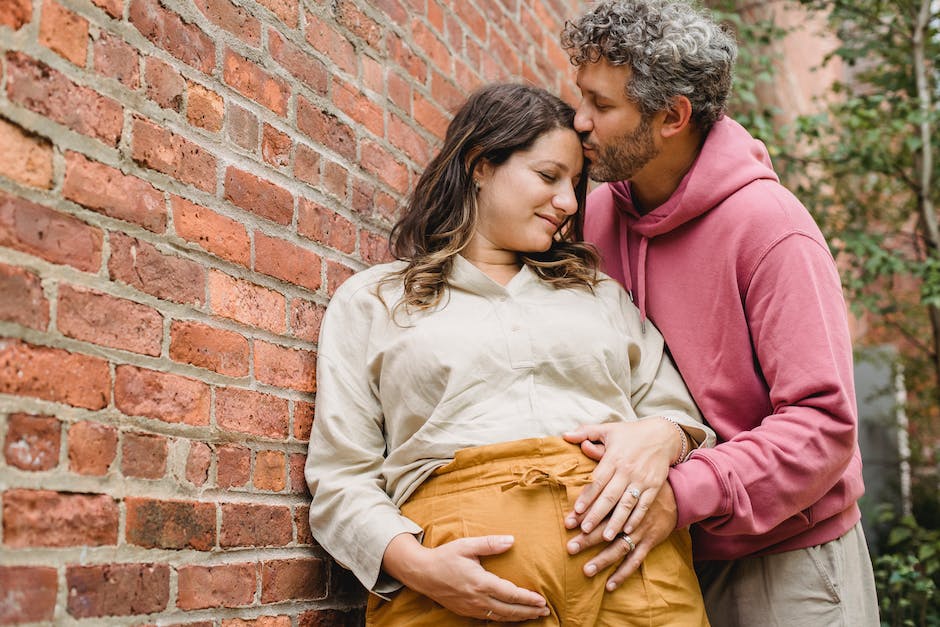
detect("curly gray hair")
[561,0,737,132]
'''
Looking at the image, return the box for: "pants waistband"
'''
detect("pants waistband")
[408,436,595,501]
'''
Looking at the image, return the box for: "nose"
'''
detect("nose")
[574,106,592,133]
[554,184,578,215]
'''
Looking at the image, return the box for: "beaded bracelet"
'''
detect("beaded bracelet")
[662,416,690,466]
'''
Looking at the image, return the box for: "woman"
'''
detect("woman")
[305,83,713,626]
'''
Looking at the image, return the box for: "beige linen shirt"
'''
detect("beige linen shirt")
[305,255,714,593]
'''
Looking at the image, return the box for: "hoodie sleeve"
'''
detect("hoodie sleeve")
[304,284,423,594]
[669,232,859,534]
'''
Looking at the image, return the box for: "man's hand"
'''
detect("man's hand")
[382,533,550,622]
[567,482,679,591]
[563,419,679,541]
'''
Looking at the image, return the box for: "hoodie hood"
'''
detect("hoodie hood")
[610,116,778,237]
[603,116,778,326]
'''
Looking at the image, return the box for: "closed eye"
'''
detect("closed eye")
[538,171,557,183]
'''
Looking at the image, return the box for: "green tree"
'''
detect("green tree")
[787,0,939,516]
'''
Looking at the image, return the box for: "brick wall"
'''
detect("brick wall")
[0,0,579,624]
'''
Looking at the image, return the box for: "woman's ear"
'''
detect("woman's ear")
[660,95,693,139]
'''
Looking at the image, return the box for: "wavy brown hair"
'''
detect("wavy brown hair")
[386,82,599,313]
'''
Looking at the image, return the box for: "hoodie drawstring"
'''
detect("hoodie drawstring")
[618,214,649,333]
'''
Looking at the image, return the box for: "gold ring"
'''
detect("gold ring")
[485,609,494,619]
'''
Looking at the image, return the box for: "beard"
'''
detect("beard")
[586,115,659,182]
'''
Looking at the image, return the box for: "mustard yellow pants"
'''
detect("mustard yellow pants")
[367,437,709,627]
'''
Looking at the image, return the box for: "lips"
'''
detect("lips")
[537,214,562,228]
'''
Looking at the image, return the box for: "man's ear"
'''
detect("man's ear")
[660,95,693,139]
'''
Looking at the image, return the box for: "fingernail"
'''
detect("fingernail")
[581,521,593,533]
[567,540,579,553]
[541,608,551,616]
[497,535,514,544]
[574,502,585,514]
[565,516,577,528]
[606,581,617,591]
[585,563,597,576]
[603,528,615,541]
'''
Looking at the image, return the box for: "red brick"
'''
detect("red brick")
[360,229,393,265]
[68,420,118,475]
[188,83,224,131]
[223,48,288,116]
[177,563,255,610]
[215,387,289,439]
[3,489,118,547]
[172,196,250,266]
[0,340,110,409]
[225,102,259,151]
[129,0,214,73]
[57,285,163,356]
[90,0,122,17]
[288,452,308,495]
[389,112,431,166]
[186,441,211,485]
[360,139,408,193]
[297,97,356,161]
[63,151,166,232]
[294,504,313,545]
[262,124,291,168]
[254,449,286,491]
[144,55,185,111]
[298,608,365,627]
[388,33,426,81]
[335,0,382,49]
[304,12,355,75]
[326,260,355,295]
[321,159,348,200]
[126,497,216,550]
[260,558,327,603]
[414,91,449,141]
[294,144,319,187]
[362,54,384,93]
[0,0,32,30]
[39,0,88,65]
[208,270,286,333]
[289,298,324,343]
[254,340,316,393]
[0,117,53,188]
[254,232,321,291]
[108,232,206,305]
[256,0,296,27]
[0,263,48,330]
[93,32,140,88]
[368,0,406,24]
[333,78,383,137]
[268,30,327,95]
[66,563,169,618]
[224,166,292,225]
[3,413,59,471]
[114,364,211,425]
[194,0,259,45]
[0,191,103,271]
[224,617,291,627]
[0,567,55,623]
[388,70,412,113]
[169,319,249,376]
[217,443,250,487]
[121,432,167,479]
[220,502,291,547]
[6,52,122,146]
[293,401,314,440]
[131,117,216,192]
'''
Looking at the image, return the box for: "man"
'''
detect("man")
[558,1,880,624]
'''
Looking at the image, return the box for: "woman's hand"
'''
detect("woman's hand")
[382,533,550,622]
[562,418,679,541]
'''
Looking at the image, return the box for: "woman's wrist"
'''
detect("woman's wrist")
[660,416,690,466]
[381,532,428,590]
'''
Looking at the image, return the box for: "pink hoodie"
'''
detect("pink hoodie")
[585,116,864,560]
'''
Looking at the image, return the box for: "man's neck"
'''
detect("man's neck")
[631,128,704,214]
